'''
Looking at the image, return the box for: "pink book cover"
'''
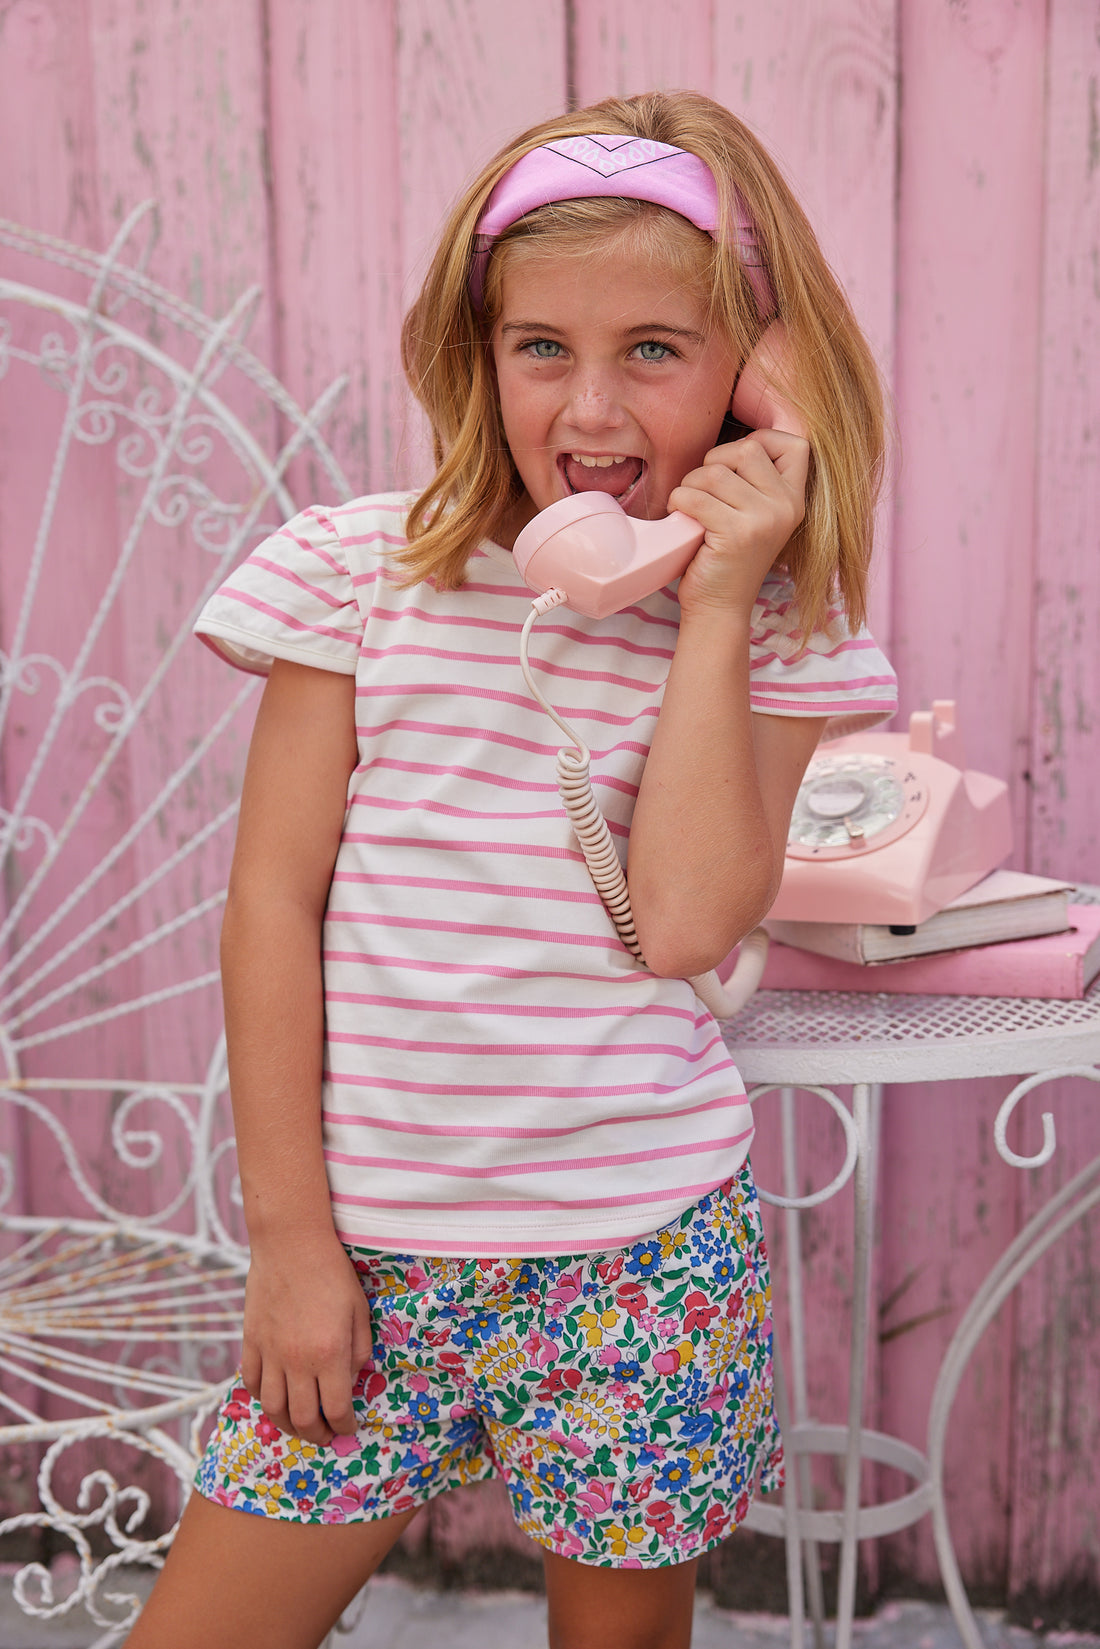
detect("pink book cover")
[758,904,1100,1000]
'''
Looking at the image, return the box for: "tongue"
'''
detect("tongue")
[563,456,642,496]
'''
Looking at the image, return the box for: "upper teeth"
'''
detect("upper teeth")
[571,454,620,468]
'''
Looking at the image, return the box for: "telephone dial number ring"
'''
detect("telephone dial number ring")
[785,754,929,860]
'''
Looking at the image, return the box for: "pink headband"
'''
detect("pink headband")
[470,134,775,316]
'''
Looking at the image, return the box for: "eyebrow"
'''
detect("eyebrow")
[498,321,707,344]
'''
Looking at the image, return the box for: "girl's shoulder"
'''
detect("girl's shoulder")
[193,493,417,677]
[749,570,897,734]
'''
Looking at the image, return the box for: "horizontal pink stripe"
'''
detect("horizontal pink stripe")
[750,671,897,695]
[346,793,630,834]
[323,990,696,1022]
[248,553,346,609]
[330,1170,746,1218]
[340,832,583,862]
[321,950,651,987]
[329,870,597,904]
[372,601,676,660]
[358,642,660,696]
[322,1090,736,1139]
[750,688,897,711]
[325,909,628,952]
[353,757,636,802]
[325,1124,753,1180]
[326,1029,727,1061]
[323,1067,738,1100]
[218,586,358,648]
[355,679,660,728]
[357,715,651,764]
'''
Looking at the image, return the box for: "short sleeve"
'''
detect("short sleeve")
[749,572,897,738]
[194,505,364,676]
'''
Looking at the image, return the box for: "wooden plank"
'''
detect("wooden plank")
[1027,0,1100,883]
[1011,0,1100,1606]
[874,0,1049,1593]
[85,0,275,1136]
[712,0,898,648]
[571,0,717,104]
[263,0,405,494]
[1008,1082,1100,1610]
[0,0,101,240]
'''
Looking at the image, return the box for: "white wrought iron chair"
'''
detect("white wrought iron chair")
[0,205,352,1644]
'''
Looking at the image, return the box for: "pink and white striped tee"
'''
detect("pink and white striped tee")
[196,494,896,1255]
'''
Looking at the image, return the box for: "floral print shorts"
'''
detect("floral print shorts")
[196,1164,782,1568]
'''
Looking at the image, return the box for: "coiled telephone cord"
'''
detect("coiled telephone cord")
[519,592,769,1019]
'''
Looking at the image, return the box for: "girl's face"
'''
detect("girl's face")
[490,244,740,545]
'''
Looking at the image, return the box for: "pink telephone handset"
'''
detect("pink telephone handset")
[512,323,805,619]
[515,324,804,1017]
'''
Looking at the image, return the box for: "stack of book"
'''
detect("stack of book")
[759,869,1100,1000]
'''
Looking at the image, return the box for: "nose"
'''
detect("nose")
[563,365,627,435]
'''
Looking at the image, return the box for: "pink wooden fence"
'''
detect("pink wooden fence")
[1,0,1097,1614]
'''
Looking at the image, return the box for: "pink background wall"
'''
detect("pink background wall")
[1,0,1097,1611]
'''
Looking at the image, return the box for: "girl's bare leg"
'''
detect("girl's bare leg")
[542,1549,697,1649]
[125,1490,420,1649]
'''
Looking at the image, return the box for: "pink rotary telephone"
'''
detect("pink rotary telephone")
[512,323,806,618]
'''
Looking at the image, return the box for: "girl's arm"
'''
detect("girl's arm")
[221,656,371,1446]
[627,428,823,979]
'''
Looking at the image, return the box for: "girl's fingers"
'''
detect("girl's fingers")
[285,1372,334,1446]
[708,426,811,480]
[317,1364,358,1438]
[240,1340,262,1401]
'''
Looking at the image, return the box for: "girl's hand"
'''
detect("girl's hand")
[667,427,809,619]
[240,1232,374,1446]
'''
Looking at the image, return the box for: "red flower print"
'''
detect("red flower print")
[596,1254,624,1283]
[536,1368,583,1396]
[256,1414,281,1446]
[684,1290,719,1333]
[615,1282,648,1318]
[725,1288,744,1320]
[422,1326,452,1347]
[703,1502,730,1540]
[625,1474,655,1504]
[436,1352,465,1378]
[645,1501,677,1535]
[353,1369,387,1403]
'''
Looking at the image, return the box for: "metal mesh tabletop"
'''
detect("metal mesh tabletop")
[723,888,1100,1086]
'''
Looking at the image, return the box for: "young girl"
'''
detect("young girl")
[129,90,895,1649]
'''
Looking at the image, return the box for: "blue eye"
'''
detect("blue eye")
[526,339,562,359]
[635,340,672,361]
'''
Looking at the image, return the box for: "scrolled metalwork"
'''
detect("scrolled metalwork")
[0,205,352,1636]
[746,1082,861,1208]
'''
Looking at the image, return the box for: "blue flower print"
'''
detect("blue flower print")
[241,1499,269,1514]
[451,1310,500,1349]
[656,1457,693,1493]
[677,1412,716,1448]
[610,1359,643,1382]
[285,1467,318,1499]
[532,1407,556,1431]
[537,1461,567,1491]
[409,1394,439,1422]
[624,1240,661,1277]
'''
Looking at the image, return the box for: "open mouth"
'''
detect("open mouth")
[559,453,646,507]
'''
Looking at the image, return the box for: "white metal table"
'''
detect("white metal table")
[722,930,1100,1649]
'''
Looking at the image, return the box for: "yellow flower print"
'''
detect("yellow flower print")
[659,1228,688,1260]
[578,1306,620,1347]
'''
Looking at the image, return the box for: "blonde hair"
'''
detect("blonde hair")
[399,90,886,635]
